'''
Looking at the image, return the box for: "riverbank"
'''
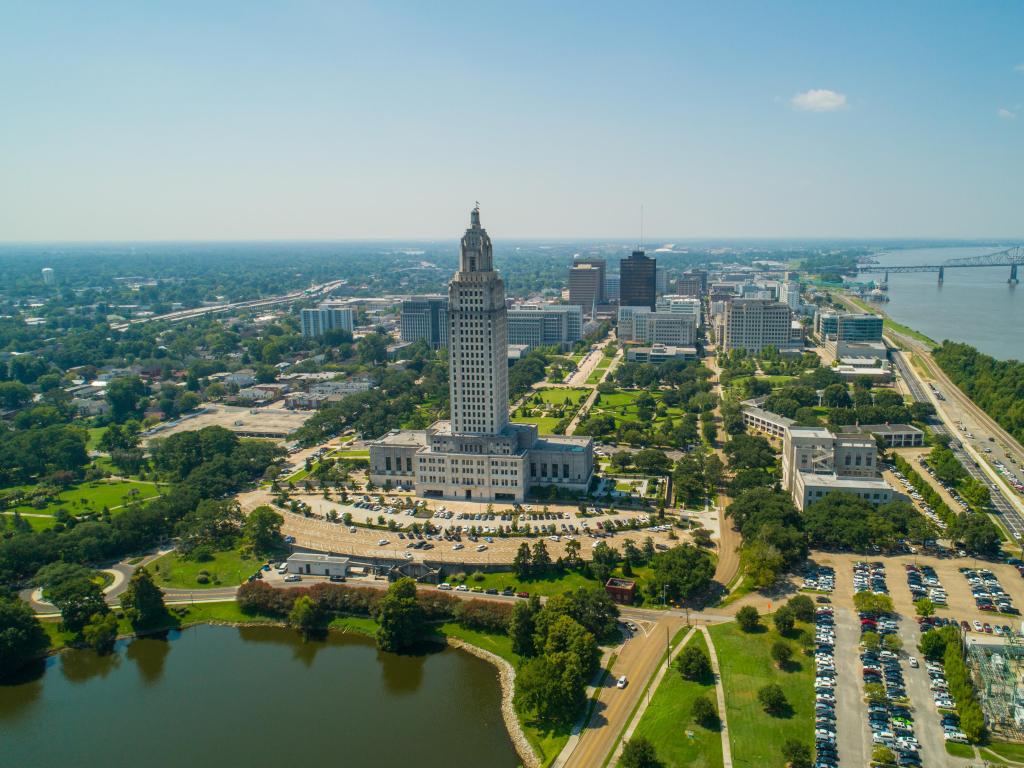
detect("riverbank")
[39,601,541,768]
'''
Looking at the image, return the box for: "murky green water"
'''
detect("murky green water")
[0,624,519,768]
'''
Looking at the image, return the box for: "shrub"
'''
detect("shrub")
[782,739,812,768]
[770,640,793,668]
[191,545,214,562]
[787,594,815,622]
[195,574,210,584]
[772,604,795,635]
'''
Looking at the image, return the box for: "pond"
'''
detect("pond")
[0,624,519,768]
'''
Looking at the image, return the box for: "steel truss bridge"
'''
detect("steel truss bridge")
[857,245,1024,283]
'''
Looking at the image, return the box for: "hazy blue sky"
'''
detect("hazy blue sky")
[1,1,1022,241]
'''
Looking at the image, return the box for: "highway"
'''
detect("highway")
[890,347,1024,540]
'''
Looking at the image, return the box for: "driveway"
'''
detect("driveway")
[834,605,870,767]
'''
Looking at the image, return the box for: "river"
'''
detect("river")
[870,246,1022,361]
[0,624,519,768]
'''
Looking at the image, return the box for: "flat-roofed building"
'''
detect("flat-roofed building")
[400,295,449,348]
[841,423,925,448]
[782,425,894,511]
[656,295,703,326]
[721,299,793,355]
[618,306,696,346]
[301,302,355,338]
[507,303,582,351]
[625,344,698,363]
[568,260,605,313]
[286,553,349,578]
[620,250,656,310]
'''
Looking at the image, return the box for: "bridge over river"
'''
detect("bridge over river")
[857,245,1024,283]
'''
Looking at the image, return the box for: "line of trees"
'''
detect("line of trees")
[934,341,1024,445]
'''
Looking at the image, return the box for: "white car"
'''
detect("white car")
[377,538,389,546]
[437,583,453,591]
[283,574,301,582]
[616,675,628,689]
[455,584,469,592]
[476,544,487,552]
[908,657,919,668]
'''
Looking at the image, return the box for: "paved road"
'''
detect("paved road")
[831,572,871,767]
[899,616,959,768]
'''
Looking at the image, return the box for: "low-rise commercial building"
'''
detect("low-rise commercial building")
[841,423,925,448]
[625,345,698,363]
[741,398,795,438]
[605,578,637,605]
[286,553,349,578]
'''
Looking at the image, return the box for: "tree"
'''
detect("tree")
[119,567,166,628]
[513,542,532,579]
[914,597,935,618]
[782,740,812,768]
[736,606,760,632]
[375,577,425,652]
[676,643,712,682]
[289,595,323,639]
[952,512,1000,557]
[46,575,108,635]
[0,597,49,677]
[646,544,714,604]
[882,633,903,653]
[634,448,672,475]
[772,604,795,635]
[691,695,717,728]
[771,640,793,668]
[620,736,662,768]
[531,539,552,574]
[244,506,284,554]
[787,594,815,622]
[515,655,586,726]
[861,631,881,651]
[864,682,888,706]
[509,599,538,657]
[741,540,786,588]
[82,611,118,654]
[919,629,947,659]
[872,746,896,766]
[757,683,788,715]
[106,376,149,422]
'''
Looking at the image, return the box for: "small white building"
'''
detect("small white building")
[286,553,349,578]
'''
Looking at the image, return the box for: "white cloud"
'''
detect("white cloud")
[998,107,1017,120]
[790,89,848,112]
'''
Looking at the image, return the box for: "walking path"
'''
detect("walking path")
[701,625,733,768]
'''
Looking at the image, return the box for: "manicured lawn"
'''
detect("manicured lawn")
[511,415,562,435]
[439,621,516,663]
[945,741,975,759]
[2,513,59,531]
[151,547,267,589]
[536,388,589,405]
[586,369,606,385]
[86,426,108,451]
[625,630,723,768]
[987,742,1024,762]
[449,569,598,596]
[709,619,814,768]
[5,479,161,518]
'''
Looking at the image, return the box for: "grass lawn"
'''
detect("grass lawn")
[511,415,562,435]
[709,619,814,768]
[6,479,161,518]
[450,569,598,596]
[586,369,606,385]
[625,630,723,768]
[151,547,266,588]
[987,742,1024,762]
[2,512,59,531]
[945,741,975,759]
[535,387,589,405]
[86,426,108,451]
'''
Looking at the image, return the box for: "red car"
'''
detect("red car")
[984,623,993,634]
[961,620,971,632]
[516,592,529,599]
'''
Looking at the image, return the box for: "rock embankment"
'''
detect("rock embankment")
[446,637,540,768]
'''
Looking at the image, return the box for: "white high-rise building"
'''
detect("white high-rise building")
[368,208,594,501]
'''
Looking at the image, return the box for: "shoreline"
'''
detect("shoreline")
[38,615,540,768]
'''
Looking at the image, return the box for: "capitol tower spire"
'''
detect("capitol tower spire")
[449,204,508,434]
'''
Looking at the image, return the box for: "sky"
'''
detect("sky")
[1,1,1022,241]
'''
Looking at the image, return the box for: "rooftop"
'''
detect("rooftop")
[287,553,350,564]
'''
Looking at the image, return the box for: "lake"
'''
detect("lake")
[0,624,520,768]
[872,246,1023,361]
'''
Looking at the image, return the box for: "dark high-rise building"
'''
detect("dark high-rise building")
[400,295,449,348]
[619,250,656,309]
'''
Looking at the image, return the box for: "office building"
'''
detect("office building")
[620,250,656,310]
[568,261,605,313]
[618,306,696,346]
[721,299,793,355]
[400,295,449,348]
[782,426,894,511]
[779,281,801,311]
[301,302,355,338]
[507,303,582,351]
[675,275,702,297]
[625,344,698,363]
[656,267,668,296]
[369,208,593,501]
[605,274,620,302]
[656,295,702,326]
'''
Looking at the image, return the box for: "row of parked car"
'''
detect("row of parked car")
[802,564,835,593]
[854,560,889,596]
[813,606,838,768]
[905,564,946,606]
[863,642,921,765]
[962,567,1018,614]
[889,464,951,532]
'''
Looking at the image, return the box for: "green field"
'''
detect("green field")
[86,426,108,451]
[3,479,161,518]
[709,619,813,768]
[511,415,562,435]
[624,630,723,768]
[151,547,266,589]
[589,389,685,429]
[535,388,589,405]
[449,565,653,598]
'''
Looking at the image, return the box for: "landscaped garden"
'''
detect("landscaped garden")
[151,546,267,588]
[0,479,162,520]
[512,388,590,435]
